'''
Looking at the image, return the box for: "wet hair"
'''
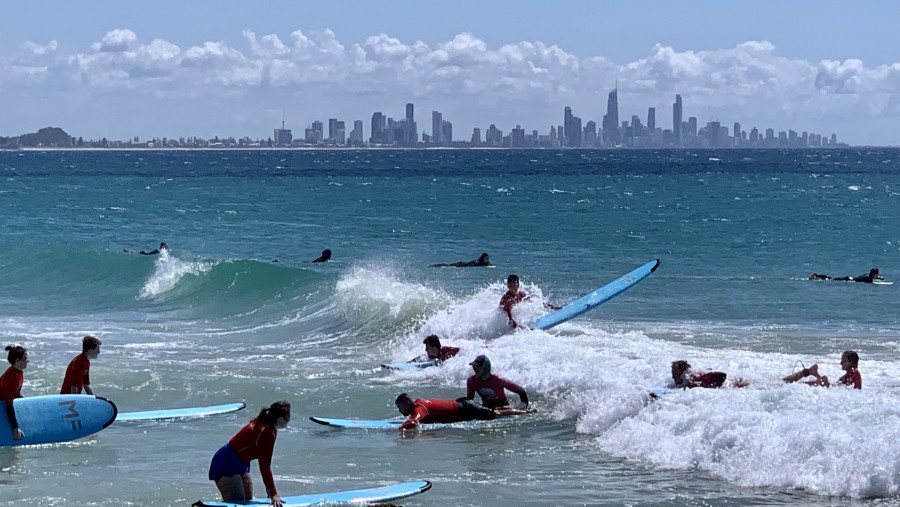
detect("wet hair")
[5,345,26,365]
[507,274,519,284]
[254,400,291,425]
[321,249,332,260]
[843,350,859,368]
[869,268,880,277]
[671,360,691,380]
[160,242,169,250]
[82,335,102,353]
[422,335,441,348]
[395,393,411,405]
[479,252,490,261]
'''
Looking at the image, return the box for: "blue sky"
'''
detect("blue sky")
[2,1,899,145]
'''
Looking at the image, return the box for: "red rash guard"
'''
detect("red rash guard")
[838,368,862,389]
[0,366,24,430]
[60,353,91,394]
[228,420,279,497]
[427,346,460,361]
[400,398,460,430]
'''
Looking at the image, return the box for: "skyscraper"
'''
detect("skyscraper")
[405,103,416,145]
[604,88,620,145]
[432,111,442,144]
[673,94,683,146]
[563,106,574,147]
[370,112,385,144]
[647,107,656,131]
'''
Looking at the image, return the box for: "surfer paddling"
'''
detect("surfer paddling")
[207,401,291,507]
[408,335,459,364]
[808,268,883,283]
[1,345,29,441]
[500,274,560,329]
[124,242,169,255]
[670,360,747,389]
[430,252,492,268]
[394,393,500,430]
[61,335,101,395]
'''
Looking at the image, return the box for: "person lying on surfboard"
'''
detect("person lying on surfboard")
[1,345,29,441]
[500,274,561,328]
[465,355,535,415]
[670,360,748,389]
[809,268,883,283]
[407,335,459,364]
[310,248,332,263]
[430,252,492,268]
[207,401,291,507]
[61,335,101,395]
[124,242,169,255]
[783,350,861,389]
[394,393,498,430]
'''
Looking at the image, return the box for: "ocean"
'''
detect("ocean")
[0,148,898,506]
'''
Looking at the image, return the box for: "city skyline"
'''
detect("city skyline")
[2,2,899,146]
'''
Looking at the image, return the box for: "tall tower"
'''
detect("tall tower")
[647,107,656,131]
[432,111,443,144]
[604,87,620,145]
[405,103,415,145]
[563,106,573,147]
[673,94,683,146]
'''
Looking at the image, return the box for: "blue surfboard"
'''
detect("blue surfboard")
[380,360,438,371]
[116,402,246,422]
[532,259,660,330]
[193,480,432,506]
[0,394,117,447]
[309,416,404,430]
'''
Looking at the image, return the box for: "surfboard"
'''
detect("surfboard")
[873,280,893,286]
[116,402,246,422]
[0,394,117,447]
[380,360,438,371]
[309,416,404,429]
[532,259,660,330]
[193,480,432,507]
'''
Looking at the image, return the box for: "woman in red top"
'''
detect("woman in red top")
[783,350,862,389]
[0,345,29,441]
[208,401,291,507]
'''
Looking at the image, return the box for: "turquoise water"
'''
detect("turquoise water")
[1,149,899,505]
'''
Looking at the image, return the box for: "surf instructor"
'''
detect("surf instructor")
[1,345,28,441]
[207,400,291,507]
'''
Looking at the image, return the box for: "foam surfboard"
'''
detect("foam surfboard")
[309,416,404,430]
[380,360,438,371]
[0,394,117,447]
[873,280,893,286]
[532,259,660,330]
[193,480,432,506]
[116,402,246,422]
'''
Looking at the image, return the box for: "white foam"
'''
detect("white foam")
[138,250,213,298]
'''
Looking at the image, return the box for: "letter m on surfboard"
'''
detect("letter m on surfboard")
[59,400,83,431]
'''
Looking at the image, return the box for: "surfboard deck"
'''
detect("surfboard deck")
[115,402,245,422]
[533,259,660,330]
[0,395,117,447]
[380,360,438,371]
[873,280,893,286]
[309,416,404,429]
[193,480,432,506]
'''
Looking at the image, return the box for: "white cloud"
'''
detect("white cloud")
[4,28,900,143]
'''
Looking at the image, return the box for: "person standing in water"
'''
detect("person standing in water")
[60,335,101,395]
[500,274,560,328]
[0,345,29,441]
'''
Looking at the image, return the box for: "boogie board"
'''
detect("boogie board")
[532,259,660,330]
[116,402,246,422]
[0,394,117,447]
[380,360,438,371]
[193,480,432,507]
[309,416,404,430]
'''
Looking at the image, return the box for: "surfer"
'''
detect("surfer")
[500,274,561,328]
[1,345,28,441]
[809,268,882,283]
[394,393,498,430]
[61,335,101,395]
[430,252,492,268]
[465,355,532,414]
[418,335,459,363]
[207,400,291,507]
[124,242,169,255]
[310,249,331,263]
[783,350,861,389]
[670,360,747,389]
